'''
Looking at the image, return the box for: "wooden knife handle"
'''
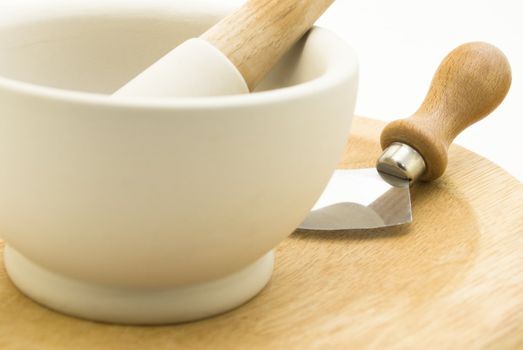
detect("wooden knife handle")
[201,0,335,91]
[380,42,512,181]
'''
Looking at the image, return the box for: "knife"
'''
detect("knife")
[299,42,512,230]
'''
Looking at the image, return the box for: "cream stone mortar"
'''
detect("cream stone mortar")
[0,1,358,324]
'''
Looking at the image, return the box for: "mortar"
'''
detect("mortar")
[0,0,358,324]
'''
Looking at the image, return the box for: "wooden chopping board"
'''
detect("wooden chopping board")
[1,117,522,350]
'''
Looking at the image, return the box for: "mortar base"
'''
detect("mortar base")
[4,245,274,325]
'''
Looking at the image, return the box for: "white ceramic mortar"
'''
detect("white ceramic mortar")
[0,0,358,324]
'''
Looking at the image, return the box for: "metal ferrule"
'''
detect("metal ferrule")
[376,142,426,186]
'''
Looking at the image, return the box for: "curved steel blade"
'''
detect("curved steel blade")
[299,168,411,230]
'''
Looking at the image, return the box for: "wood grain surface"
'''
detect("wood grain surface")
[1,117,522,350]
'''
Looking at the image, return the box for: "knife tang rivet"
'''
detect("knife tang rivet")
[377,142,426,186]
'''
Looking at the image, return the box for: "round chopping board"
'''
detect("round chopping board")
[1,117,522,350]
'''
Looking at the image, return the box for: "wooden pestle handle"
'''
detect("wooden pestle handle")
[380,42,512,181]
[201,0,335,91]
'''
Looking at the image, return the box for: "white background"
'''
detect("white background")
[2,0,523,181]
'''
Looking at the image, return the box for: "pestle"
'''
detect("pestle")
[114,0,335,97]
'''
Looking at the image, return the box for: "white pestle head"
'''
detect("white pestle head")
[113,38,249,98]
